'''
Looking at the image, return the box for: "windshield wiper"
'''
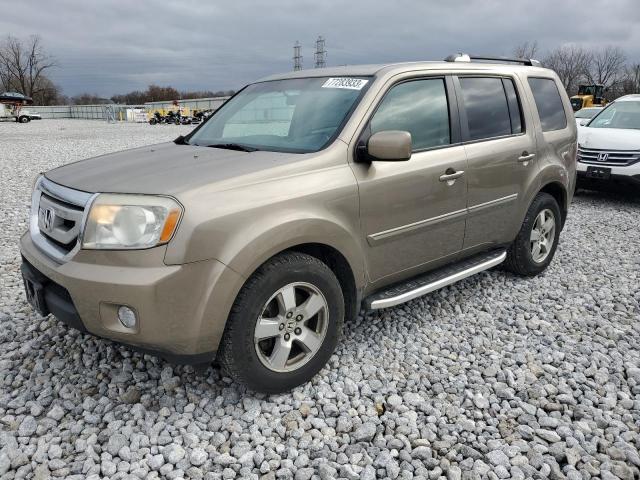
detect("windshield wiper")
[206,143,259,152]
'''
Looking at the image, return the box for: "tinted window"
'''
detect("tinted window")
[459,77,512,141]
[370,79,450,150]
[528,78,567,131]
[503,79,523,134]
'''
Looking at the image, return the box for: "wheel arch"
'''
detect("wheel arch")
[285,242,360,323]
[538,181,568,227]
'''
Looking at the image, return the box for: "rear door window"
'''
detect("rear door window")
[528,77,567,131]
[459,77,513,141]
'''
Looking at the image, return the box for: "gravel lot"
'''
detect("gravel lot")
[0,119,639,480]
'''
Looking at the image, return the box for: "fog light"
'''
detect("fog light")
[117,306,137,328]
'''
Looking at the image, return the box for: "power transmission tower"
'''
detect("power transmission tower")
[314,36,326,68]
[293,41,303,71]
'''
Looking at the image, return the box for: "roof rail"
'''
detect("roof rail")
[444,53,541,67]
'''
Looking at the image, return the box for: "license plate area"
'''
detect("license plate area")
[586,166,611,180]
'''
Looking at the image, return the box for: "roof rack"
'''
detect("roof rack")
[444,53,541,67]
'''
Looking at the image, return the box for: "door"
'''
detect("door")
[454,75,539,248]
[350,76,468,283]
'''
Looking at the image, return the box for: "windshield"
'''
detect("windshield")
[588,101,640,129]
[187,76,371,153]
[575,108,600,119]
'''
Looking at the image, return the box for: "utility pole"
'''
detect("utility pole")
[293,41,303,71]
[314,36,326,69]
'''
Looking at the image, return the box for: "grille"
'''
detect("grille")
[30,177,95,262]
[577,146,640,167]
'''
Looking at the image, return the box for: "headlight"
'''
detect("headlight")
[82,194,182,250]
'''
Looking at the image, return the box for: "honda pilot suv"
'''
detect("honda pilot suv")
[20,55,577,393]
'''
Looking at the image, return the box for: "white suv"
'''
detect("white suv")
[577,94,640,188]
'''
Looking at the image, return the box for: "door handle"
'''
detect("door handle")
[439,170,465,182]
[518,152,536,163]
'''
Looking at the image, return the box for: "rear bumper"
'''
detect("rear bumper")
[20,232,244,364]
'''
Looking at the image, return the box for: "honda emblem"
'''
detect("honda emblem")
[597,153,609,162]
[42,207,56,232]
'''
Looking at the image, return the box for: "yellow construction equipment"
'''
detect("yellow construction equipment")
[570,84,608,111]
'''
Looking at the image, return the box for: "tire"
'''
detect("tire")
[217,252,344,393]
[503,192,562,276]
[19,116,30,123]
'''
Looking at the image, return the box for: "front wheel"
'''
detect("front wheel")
[217,252,344,393]
[18,116,30,123]
[503,192,562,276]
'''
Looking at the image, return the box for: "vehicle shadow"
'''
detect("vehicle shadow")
[575,185,640,205]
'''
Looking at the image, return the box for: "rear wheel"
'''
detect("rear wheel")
[217,252,344,393]
[503,192,561,276]
[18,116,30,123]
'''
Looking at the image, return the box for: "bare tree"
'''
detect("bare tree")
[513,41,540,60]
[628,63,640,92]
[32,76,62,105]
[543,45,591,95]
[586,45,626,88]
[0,35,56,99]
[615,63,640,97]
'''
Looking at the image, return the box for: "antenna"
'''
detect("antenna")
[293,41,303,71]
[314,36,326,69]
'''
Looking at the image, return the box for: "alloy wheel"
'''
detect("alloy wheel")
[254,282,329,373]
[530,208,556,263]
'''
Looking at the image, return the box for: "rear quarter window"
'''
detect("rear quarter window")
[528,77,567,131]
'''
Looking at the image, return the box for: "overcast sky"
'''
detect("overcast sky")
[2,0,639,97]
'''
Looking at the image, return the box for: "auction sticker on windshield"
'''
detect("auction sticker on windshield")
[322,78,369,90]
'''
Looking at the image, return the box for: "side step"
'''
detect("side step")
[364,249,507,310]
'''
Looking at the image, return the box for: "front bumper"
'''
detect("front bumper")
[20,232,244,364]
[577,161,640,188]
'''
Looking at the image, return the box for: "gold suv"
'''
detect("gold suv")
[21,54,577,393]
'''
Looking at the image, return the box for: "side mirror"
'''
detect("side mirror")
[579,118,590,126]
[365,130,412,161]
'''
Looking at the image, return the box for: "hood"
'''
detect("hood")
[45,142,307,195]
[578,127,640,151]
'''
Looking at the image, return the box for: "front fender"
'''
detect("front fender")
[223,217,366,287]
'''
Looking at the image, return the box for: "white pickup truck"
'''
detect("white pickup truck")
[0,103,41,123]
[0,91,40,122]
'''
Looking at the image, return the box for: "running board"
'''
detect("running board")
[364,249,507,310]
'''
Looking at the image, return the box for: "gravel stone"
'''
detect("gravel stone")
[535,429,562,443]
[148,453,165,470]
[46,405,65,421]
[18,416,37,436]
[107,433,128,456]
[0,120,639,479]
[486,450,510,467]
[189,448,208,467]
[353,422,377,442]
[163,444,186,464]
